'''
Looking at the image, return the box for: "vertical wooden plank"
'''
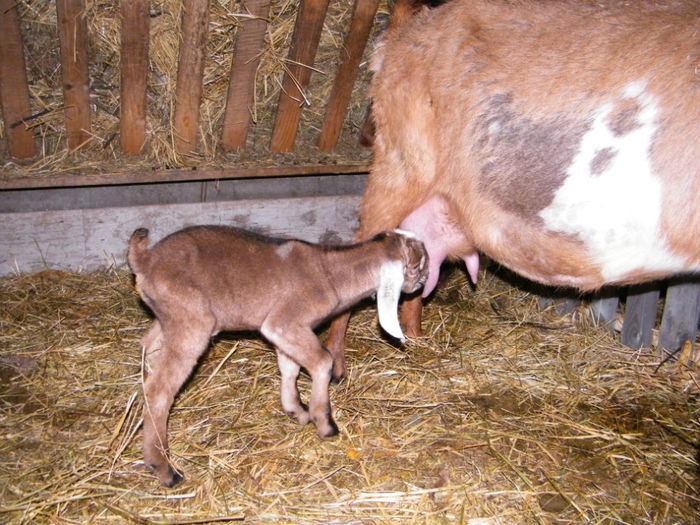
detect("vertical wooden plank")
[173,0,210,154]
[318,0,378,151]
[621,286,660,349]
[56,0,91,149]
[119,0,150,156]
[0,0,36,158]
[658,281,700,352]
[589,293,619,332]
[221,0,270,151]
[270,0,329,153]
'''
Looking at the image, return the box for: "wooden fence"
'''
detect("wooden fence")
[0,0,378,187]
[539,279,700,356]
[587,280,700,356]
[1,0,698,355]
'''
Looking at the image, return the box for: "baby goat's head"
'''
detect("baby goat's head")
[374,230,428,342]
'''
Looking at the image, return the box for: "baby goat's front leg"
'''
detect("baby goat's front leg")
[275,350,310,425]
[262,320,338,438]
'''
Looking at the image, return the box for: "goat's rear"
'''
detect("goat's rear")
[127,228,150,275]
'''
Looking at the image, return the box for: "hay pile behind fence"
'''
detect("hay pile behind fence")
[3,0,383,180]
[1,264,698,523]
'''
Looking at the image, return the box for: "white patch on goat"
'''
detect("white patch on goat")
[488,120,502,136]
[539,82,686,281]
[276,242,295,261]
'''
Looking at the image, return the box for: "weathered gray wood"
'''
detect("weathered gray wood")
[658,281,700,352]
[589,293,619,331]
[0,164,370,190]
[0,196,361,275]
[0,175,367,213]
[621,286,660,349]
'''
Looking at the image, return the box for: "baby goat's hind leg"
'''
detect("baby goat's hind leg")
[276,351,310,425]
[141,316,214,486]
[262,321,338,438]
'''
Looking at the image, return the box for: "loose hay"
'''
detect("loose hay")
[1,264,698,523]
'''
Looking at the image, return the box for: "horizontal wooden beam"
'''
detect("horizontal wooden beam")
[0,164,371,190]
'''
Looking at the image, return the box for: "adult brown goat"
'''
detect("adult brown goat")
[325,0,700,378]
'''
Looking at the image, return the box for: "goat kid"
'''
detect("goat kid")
[325,0,700,373]
[128,225,427,486]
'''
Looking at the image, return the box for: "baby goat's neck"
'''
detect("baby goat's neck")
[319,240,396,307]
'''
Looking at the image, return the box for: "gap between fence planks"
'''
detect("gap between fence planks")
[0,0,36,159]
[56,0,91,149]
[318,0,378,151]
[270,0,330,153]
[120,0,150,156]
[173,0,210,154]
[222,0,271,151]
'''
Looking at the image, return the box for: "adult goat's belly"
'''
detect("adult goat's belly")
[469,84,698,290]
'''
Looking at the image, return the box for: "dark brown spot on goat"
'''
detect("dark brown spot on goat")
[590,147,617,176]
[475,94,587,222]
[127,225,427,487]
[607,99,642,137]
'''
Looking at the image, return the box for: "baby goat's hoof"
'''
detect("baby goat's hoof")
[290,410,311,426]
[149,463,184,487]
[285,403,311,426]
[164,469,184,488]
[316,418,339,438]
[331,362,346,383]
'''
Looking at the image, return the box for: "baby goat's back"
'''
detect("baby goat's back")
[129,225,331,332]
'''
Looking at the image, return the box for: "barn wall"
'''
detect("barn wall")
[0,174,366,275]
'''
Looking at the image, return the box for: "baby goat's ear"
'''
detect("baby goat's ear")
[377,259,405,342]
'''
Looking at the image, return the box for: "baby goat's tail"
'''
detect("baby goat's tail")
[127,228,151,274]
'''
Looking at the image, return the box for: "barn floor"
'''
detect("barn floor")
[0,264,698,524]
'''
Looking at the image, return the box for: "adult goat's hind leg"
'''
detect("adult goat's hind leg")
[325,311,351,382]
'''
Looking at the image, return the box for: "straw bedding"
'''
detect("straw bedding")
[1,3,699,521]
[1,263,698,523]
